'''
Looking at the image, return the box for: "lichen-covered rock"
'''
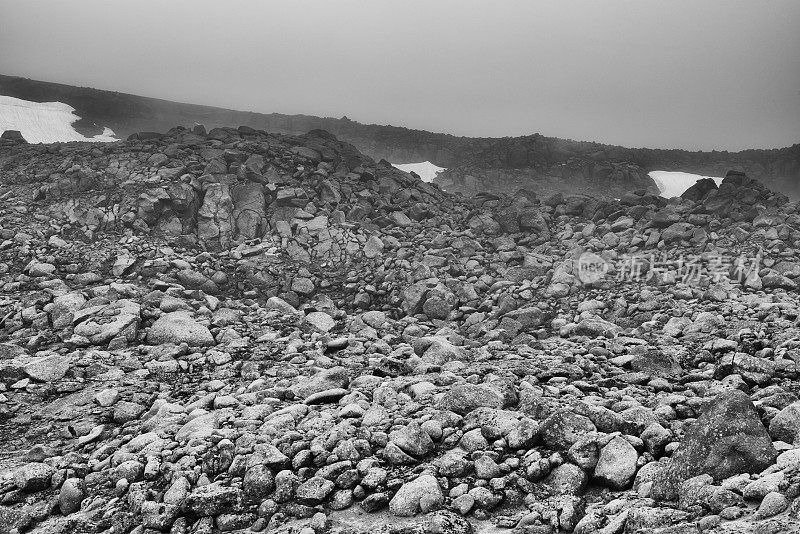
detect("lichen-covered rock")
[652,390,777,501]
[14,462,55,493]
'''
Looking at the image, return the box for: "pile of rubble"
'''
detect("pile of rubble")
[1,127,799,534]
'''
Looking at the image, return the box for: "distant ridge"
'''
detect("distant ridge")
[1,74,799,197]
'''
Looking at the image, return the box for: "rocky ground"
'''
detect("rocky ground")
[1,126,800,534]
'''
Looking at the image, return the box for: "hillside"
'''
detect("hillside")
[2,74,799,199]
[0,126,800,533]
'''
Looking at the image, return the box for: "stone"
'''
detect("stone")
[296,477,335,504]
[437,384,503,415]
[777,448,800,470]
[652,390,777,501]
[265,296,301,315]
[422,293,452,320]
[73,300,141,345]
[51,292,86,329]
[681,178,718,201]
[304,388,348,404]
[183,483,242,516]
[474,455,501,479]
[641,422,671,456]
[754,492,789,518]
[243,465,274,503]
[14,462,54,492]
[629,348,682,378]
[390,421,435,457]
[389,474,443,517]
[364,235,384,258]
[1,129,26,143]
[113,401,146,424]
[175,412,220,442]
[574,317,620,338]
[113,254,136,277]
[147,312,215,346]
[539,411,597,450]
[743,472,784,501]
[142,501,180,530]
[544,463,587,496]
[95,388,120,407]
[769,402,800,443]
[625,507,691,533]
[304,312,336,332]
[593,436,638,490]
[58,477,85,515]
[23,353,70,382]
[415,336,465,365]
[164,477,190,505]
[291,277,315,295]
[292,366,349,399]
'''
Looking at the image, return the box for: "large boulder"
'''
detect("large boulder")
[538,411,597,450]
[50,292,87,329]
[147,312,215,346]
[183,483,242,516]
[437,384,504,415]
[73,300,141,345]
[388,474,443,516]
[629,347,683,378]
[197,182,234,248]
[1,130,26,143]
[652,390,777,501]
[593,436,638,490]
[768,402,800,444]
[413,336,465,365]
[14,463,54,492]
[23,353,71,382]
[291,366,349,400]
[681,178,718,202]
[574,317,620,338]
[390,421,435,458]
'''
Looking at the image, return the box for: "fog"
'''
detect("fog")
[1,0,798,150]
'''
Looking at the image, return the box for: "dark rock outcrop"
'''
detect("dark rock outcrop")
[681,177,718,201]
[0,130,26,144]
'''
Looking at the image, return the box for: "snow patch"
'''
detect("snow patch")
[0,95,117,143]
[649,171,723,198]
[391,161,446,183]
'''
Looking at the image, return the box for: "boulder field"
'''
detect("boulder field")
[0,127,799,534]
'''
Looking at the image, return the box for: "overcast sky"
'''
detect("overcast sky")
[1,0,799,150]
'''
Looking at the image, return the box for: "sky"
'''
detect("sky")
[1,0,799,151]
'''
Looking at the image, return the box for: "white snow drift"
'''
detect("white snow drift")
[391,161,446,183]
[649,171,723,199]
[0,95,117,143]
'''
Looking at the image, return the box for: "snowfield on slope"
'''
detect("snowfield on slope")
[649,170,724,198]
[391,161,446,183]
[0,95,117,143]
